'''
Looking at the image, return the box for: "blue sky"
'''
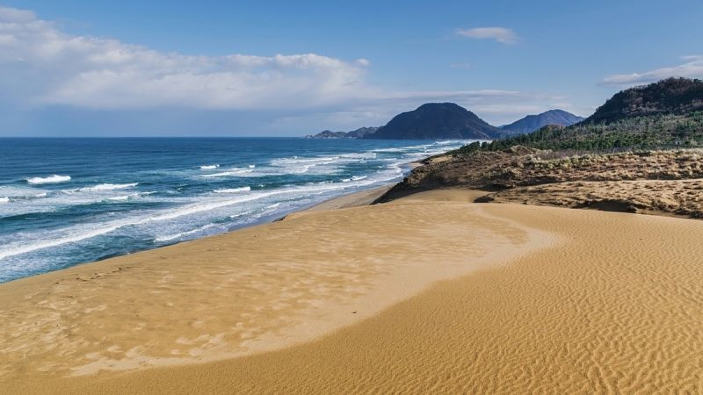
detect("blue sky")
[0,0,701,136]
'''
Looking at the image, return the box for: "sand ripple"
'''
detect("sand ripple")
[0,198,540,385]
[4,190,703,393]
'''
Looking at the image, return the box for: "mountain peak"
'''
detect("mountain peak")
[365,102,498,139]
[499,109,583,136]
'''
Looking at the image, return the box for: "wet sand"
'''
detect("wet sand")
[303,184,393,211]
[2,189,703,393]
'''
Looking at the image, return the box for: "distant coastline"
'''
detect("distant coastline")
[306,106,583,140]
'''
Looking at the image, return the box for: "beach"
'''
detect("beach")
[2,188,703,393]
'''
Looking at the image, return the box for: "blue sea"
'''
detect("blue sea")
[0,137,470,283]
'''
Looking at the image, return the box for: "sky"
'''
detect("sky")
[0,0,701,137]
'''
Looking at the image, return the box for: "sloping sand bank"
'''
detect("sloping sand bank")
[0,189,547,391]
[3,189,703,393]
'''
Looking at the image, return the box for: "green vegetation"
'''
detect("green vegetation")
[456,112,703,155]
[454,78,703,156]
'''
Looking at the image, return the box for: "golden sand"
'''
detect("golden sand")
[2,189,703,393]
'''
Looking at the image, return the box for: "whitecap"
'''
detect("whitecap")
[26,175,71,185]
[0,197,9,204]
[0,165,403,261]
[106,195,130,201]
[200,164,220,170]
[80,183,138,192]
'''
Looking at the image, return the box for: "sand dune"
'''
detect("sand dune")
[2,189,703,393]
[0,189,546,391]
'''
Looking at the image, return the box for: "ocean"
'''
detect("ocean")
[0,137,471,283]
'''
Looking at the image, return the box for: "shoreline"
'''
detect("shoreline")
[0,187,554,387]
[0,183,396,287]
[5,152,703,392]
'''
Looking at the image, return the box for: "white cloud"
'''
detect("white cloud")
[270,90,579,129]
[0,6,375,110]
[455,27,519,45]
[602,55,703,86]
[0,6,576,133]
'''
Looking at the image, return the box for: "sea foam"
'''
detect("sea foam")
[154,223,219,243]
[202,169,254,177]
[213,186,251,194]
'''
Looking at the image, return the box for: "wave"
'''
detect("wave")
[0,145,427,262]
[200,164,220,170]
[154,223,219,243]
[0,221,129,261]
[273,156,339,164]
[202,169,254,178]
[26,175,71,185]
[270,156,344,175]
[0,178,386,260]
[213,186,251,194]
[0,197,9,204]
[105,192,148,202]
[371,147,406,153]
[106,195,131,202]
[340,152,377,159]
[342,174,371,183]
[80,183,138,192]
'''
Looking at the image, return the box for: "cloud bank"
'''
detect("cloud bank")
[455,27,519,45]
[0,6,574,134]
[602,55,703,86]
[0,6,376,110]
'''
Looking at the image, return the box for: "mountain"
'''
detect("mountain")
[306,126,379,139]
[585,77,703,124]
[499,110,583,136]
[365,103,499,139]
[307,130,348,138]
[456,78,703,153]
[345,126,379,138]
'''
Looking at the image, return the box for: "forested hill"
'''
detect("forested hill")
[585,78,703,124]
[364,103,499,139]
[455,78,703,154]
